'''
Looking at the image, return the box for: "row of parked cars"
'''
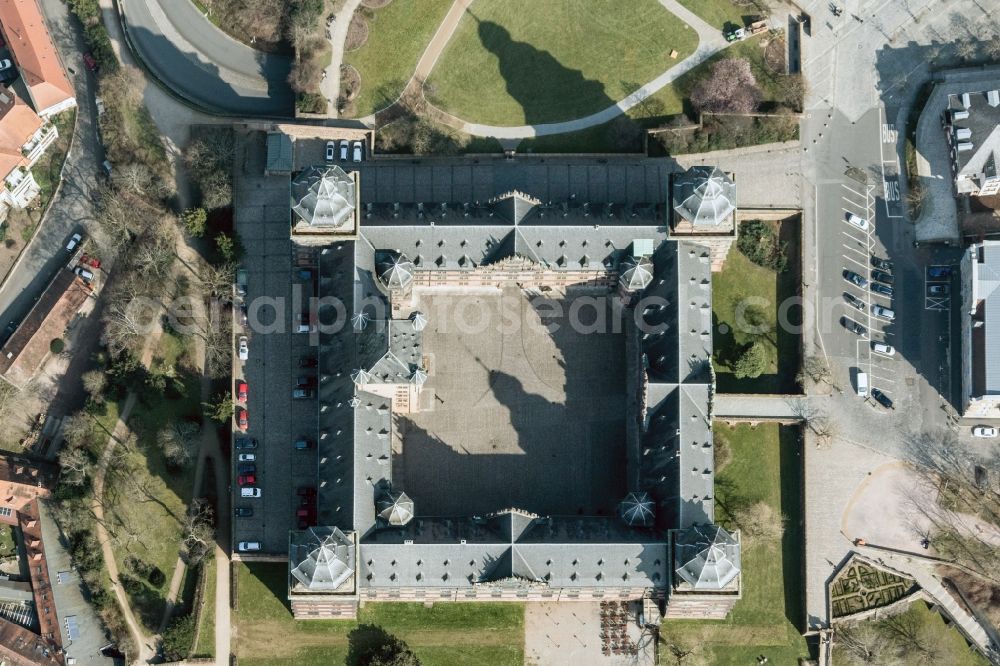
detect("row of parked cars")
[325,139,364,163]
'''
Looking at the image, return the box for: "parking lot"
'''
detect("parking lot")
[231,131,321,553]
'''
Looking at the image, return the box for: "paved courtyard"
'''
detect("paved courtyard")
[524,602,655,666]
[393,289,627,517]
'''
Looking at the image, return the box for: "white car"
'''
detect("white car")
[352,140,363,163]
[241,487,261,498]
[872,305,895,320]
[66,233,82,252]
[972,426,998,438]
[339,140,348,161]
[847,213,870,231]
[0,59,12,72]
[238,335,249,361]
[325,141,335,162]
[872,342,895,356]
[237,541,261,552]
[237,453,256,462]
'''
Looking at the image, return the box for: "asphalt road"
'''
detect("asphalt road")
[119,0,293,117]
[0,0,102,329]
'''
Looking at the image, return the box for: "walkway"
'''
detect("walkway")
[713,394,820,421]
[359,0,729,139]
[118,0,293,116]
[322,0,364,117]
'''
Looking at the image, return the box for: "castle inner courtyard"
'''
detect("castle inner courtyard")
[392,288,628,518]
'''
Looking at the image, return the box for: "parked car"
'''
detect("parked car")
[234,507,253,517]
[871,388,894,409]
[870,282,894,297]
[100,160,112,177]
[236,267,248,296]
[928,266,953,278]
[843,292,866,311]
[83,52,98,72]
[73,266,94,282]
[292,388,315,400]
[238,336,249,361]
[79,253,101,269]
[241,487,261,498]
[236,380,248,402]
[297,486,317,497]
[846,213,870,231]
[339,140,349,161]
[0,59,13,72]
[238,303,248,327]
[237,541,261,552]
[296,312,314,333]
[237,463,256,475]
[872,342,895,356]
[325,140,335,162]
[870,256,893,271]
[237,453,256,462]
[841,317,867,337]
[294,438,313,450]
[843,270,868,288]
[871,270,894,285]
[972,425,998,438]
[235,437,257,450]
[352,140,363,163]
[296,376,315,388]
[872,305,895,320]
[66,233,82,252]
[237,408,248,430]
[929,284,949,296]
[237,473,256,486]
[299,356,318,368]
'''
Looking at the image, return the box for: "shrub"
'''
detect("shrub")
[297,92,328,114]
[737,220,788,272]
[161,613,196,661]
[49,338,65,354]
[181,208,207,237]
[732,340,768,379]
[690,58,762,114]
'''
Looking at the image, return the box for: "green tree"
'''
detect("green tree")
[161,613,196,661]
[732,341,768,379]
[181,208,207,237]
[362,636,421,666]
[49,338,65,354]
[203,394,234,423]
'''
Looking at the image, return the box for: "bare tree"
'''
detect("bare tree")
[60,413,96,448]
[837,622,903,666]
[182,499,215,565]
[986,34,1000,60]
[690,58,762,114]
[956,40,978,62]
[797,355,834,388]
[81,370,108,405]
[197,261,236,302]
[158,421,200,468]
[730,501,786,545]
[58,446,93,487]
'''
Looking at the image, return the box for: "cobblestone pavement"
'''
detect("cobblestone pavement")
[524,602,654,666]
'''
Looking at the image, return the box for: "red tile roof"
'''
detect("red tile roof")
[0,0,73,115]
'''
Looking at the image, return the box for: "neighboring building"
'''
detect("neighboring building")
[273,153,740,620]
[963,240,1000,416]
[0,0,76,118]
[944,89,1000,197]
[665,524,742,619]
[670,166,738,271]
[0,88,55,210]
[0,269,92,389]
[265,131,293,176]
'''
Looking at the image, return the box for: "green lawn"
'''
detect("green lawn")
[344,0,454,117]
[676,0,751,30]
[712,218,801,393]
[235,562,524,665]
[661,423,810,664]
[835,601,989,665]
[107,335,202,632]
[0,523,15,558]
[193,555,217,658]
[426,0,697,125]
[30,109,75,223]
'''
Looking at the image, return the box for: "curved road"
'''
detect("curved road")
[119,0,293,116]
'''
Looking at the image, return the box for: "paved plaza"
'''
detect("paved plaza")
[393,289,627,517]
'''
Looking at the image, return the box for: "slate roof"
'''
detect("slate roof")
[947,90,1000,194]
[291,166,357,229]
[289,526,356,592]
[975,241,1000,394]
[266,131,293,173]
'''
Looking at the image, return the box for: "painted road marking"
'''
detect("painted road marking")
[881,122,898,143]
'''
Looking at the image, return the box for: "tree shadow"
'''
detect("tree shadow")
[346,624,415,666]
[474,20,615,124]
[778,425,805,632]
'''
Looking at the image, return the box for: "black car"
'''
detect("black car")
[235,437,258,450]
[871,282,894,297]
[871,270,894,285]
[871,388,894,409]
[296,376,316,388]
[841,317,867,337]
[870,256,894,272]
[298,356,318,368]
[238,303,248,327]
[843,292,866,311]
[928,266,952,278]
[238,463,256,474]
[843,270,868,288]
[234,507,253,517]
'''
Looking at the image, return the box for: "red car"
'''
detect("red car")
[237,408,248,430]
[83,52,98,72]
[79,253,101,269]
[236,380,248,402]
[237,473,256,486]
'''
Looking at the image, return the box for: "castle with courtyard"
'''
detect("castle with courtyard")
[280,149,742,621]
